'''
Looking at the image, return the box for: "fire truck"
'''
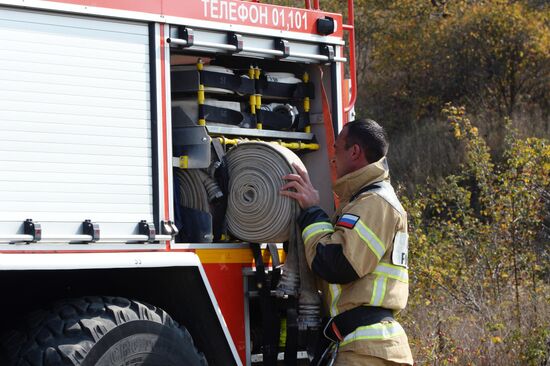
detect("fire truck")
[0,0,356,364]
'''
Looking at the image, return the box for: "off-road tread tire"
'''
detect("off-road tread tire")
[0,296,208,366]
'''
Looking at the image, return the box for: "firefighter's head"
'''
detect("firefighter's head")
[334,119,388,178]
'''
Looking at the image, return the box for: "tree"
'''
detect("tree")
[428,2,550,117]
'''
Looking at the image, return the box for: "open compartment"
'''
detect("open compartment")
[168,25,338,244]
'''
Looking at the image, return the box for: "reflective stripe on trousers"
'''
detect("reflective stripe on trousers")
[340,321,406,347]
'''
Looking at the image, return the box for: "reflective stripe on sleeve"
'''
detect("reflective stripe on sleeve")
[340,321,406,346]
[302,222,334,244]
[373,262,409,283]
[370,274,387,306]
[329,283,341,317]
[354,220,386,260]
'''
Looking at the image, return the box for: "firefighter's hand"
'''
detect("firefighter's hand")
[280,163,320,209]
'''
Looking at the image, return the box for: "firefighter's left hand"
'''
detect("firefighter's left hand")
[280,163,320,209]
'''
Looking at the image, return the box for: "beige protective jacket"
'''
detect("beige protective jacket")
[298,158,413,365]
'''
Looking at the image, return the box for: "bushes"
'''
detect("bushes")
[401,106,550,365]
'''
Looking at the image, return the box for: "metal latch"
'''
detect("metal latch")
[320,44,335,62]
[23,219,41,243]
[138,220,156,243]
[275,38,290,58]
[169,26,194,48]
[82,220,100,243]
[228,32,243,53]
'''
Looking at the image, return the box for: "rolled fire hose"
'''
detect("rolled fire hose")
[225,141,321,329]
[175,169,223,211]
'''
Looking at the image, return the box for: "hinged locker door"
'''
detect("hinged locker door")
[0,7,158,244]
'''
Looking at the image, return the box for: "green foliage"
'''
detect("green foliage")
[361,1,550,129]
[522,326,550,365]
[402,105,550,364]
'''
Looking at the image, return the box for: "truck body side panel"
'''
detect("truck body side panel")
[0,7,156,241]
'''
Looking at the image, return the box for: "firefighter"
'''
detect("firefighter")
[280,119,413,365]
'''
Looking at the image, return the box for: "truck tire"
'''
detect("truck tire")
[1,296,208,366]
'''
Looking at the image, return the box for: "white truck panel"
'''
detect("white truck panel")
[0,150,151,165]
[0,140,150,157]
[0,130,151,148]
[0,99,150,119]
[0,70,149,93]
[0,251,199,270]
[1,80,150,101]
[0,7,155,243]
[0,59,150,82]
[0,37,149,63]
[1,122,150,139]
[0,109,150,129]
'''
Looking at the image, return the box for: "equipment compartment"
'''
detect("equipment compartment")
[169,53,323,243]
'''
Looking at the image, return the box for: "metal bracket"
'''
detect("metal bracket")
[211,138,226,163]
[172,126,212,169]
[228,32,243,53]
[138,220,156,243]
[23,219,41,243]
[161,220,179,237]
[176,26,194,47]
[275,38,290,58]
[320,44,335,62]
[82,220,100,242]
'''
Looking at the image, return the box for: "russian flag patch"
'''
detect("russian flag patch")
[336,214,360,229]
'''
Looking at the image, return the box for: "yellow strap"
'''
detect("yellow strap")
[198,84,205,104]
[249,95,256,114]
[179,155,189,169]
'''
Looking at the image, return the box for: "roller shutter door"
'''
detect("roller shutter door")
[0,7,154,242]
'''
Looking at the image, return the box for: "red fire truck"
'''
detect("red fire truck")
[0,0,356,364]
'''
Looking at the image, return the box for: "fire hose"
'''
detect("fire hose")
[175,169,222,211]
[225,141,321,329]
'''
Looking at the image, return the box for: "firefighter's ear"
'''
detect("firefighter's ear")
[350,143,362,160]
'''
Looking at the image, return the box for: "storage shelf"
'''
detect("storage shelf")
[205,125,314,141]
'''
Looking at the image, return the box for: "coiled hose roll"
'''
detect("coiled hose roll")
[225,142,302,243]
[225,141,321,329]
[175,169,223,210]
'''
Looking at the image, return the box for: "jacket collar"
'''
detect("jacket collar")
[333,157,390,204]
